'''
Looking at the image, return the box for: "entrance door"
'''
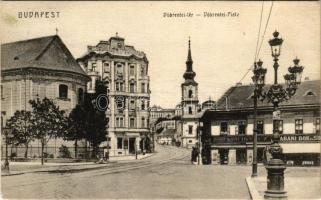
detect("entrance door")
[219,149,228,164]
[128,138,136,154]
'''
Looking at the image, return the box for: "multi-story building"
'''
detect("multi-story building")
[77,34,151,156]
[180,39,201,148]
[150,105,176,125]
[1,35,89,157]
[200,80,320,166]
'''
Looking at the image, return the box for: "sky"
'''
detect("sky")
[1,1,320,108]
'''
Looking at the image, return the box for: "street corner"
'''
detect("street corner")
[246,176,264,200]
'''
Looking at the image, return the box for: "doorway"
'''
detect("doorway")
[219,149,228,164]
[128,138,136,154]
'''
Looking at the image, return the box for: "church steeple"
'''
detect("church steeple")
[183,37,196,81]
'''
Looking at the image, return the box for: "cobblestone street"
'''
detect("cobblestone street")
[2,145,320,199]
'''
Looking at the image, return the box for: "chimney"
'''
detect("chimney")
[304,76,309,81]
[236,82,242,87]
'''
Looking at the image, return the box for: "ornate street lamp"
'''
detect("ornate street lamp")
[251,31,304,199]
[251,59,267,177]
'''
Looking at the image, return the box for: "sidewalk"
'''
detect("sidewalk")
[246,167,321,199]
[1,153,153,177]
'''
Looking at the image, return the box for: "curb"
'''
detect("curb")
[1,172,25,177]
[1,154,155,176]
[246,176,263,200]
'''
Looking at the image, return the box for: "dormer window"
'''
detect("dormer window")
[117,42,122,48]
[92,62,97,71]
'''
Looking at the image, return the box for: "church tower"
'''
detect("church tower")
[181,38,199,116]
[181,38,200,148]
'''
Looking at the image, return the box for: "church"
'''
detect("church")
[180,39,202,148]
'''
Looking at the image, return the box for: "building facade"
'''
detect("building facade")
[77,34,151,156]
[201,80,320,166]
[1,35,89,157]
[180,39,201,148]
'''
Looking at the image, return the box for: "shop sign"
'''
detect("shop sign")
[211,134,321,145]
[280,135,321,143]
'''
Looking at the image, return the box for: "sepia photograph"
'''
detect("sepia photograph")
[0,1,320,199]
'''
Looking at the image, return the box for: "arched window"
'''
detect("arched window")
[78,88,84,104]
[141,100,145,110]
[59,84,68,99]
[188,90,193,98]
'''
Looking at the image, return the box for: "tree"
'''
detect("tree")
[29,97,67,165]
[65,105,87,158]
[83,80,108,158]
[6,110,34,158]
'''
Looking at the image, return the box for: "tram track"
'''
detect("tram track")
[2,146,190,189]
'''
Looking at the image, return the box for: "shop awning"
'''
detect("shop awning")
[281,143,320,154]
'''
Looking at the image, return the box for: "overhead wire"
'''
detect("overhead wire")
[238,1,274,84]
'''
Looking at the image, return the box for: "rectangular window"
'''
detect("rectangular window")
[103,62,110,73]
[116,117,124,127]
[188,107,192,114]
[130,118,135,128]
[295,119,303,134]
[220,122,228,134]
[130,83,135,93]
[59,84,68,99]
[257,120,264,135]
[141,117,145,128]
[116,82,124,92]
[141,66,145,76]
[316,118,320,134]
[120,117,124,127]
[130,100,135,110]
[117,138,123,149]
[273,120,283,134]
[116,64,123,74]
[188,125,193,134]
[141,83,145,93]
[189,140,193,143]
[238,121,246,135]
[130,66,135,76]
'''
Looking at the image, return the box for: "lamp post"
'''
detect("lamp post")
[251,59,267,177]
[251,31,304,199]
[198,121,203,165]
[3,127,13,173]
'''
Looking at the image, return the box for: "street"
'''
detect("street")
[2,145,252,199]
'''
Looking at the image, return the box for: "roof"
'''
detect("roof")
[1,35,87,76]
[77,36,148,62]
[216,80,320,110]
